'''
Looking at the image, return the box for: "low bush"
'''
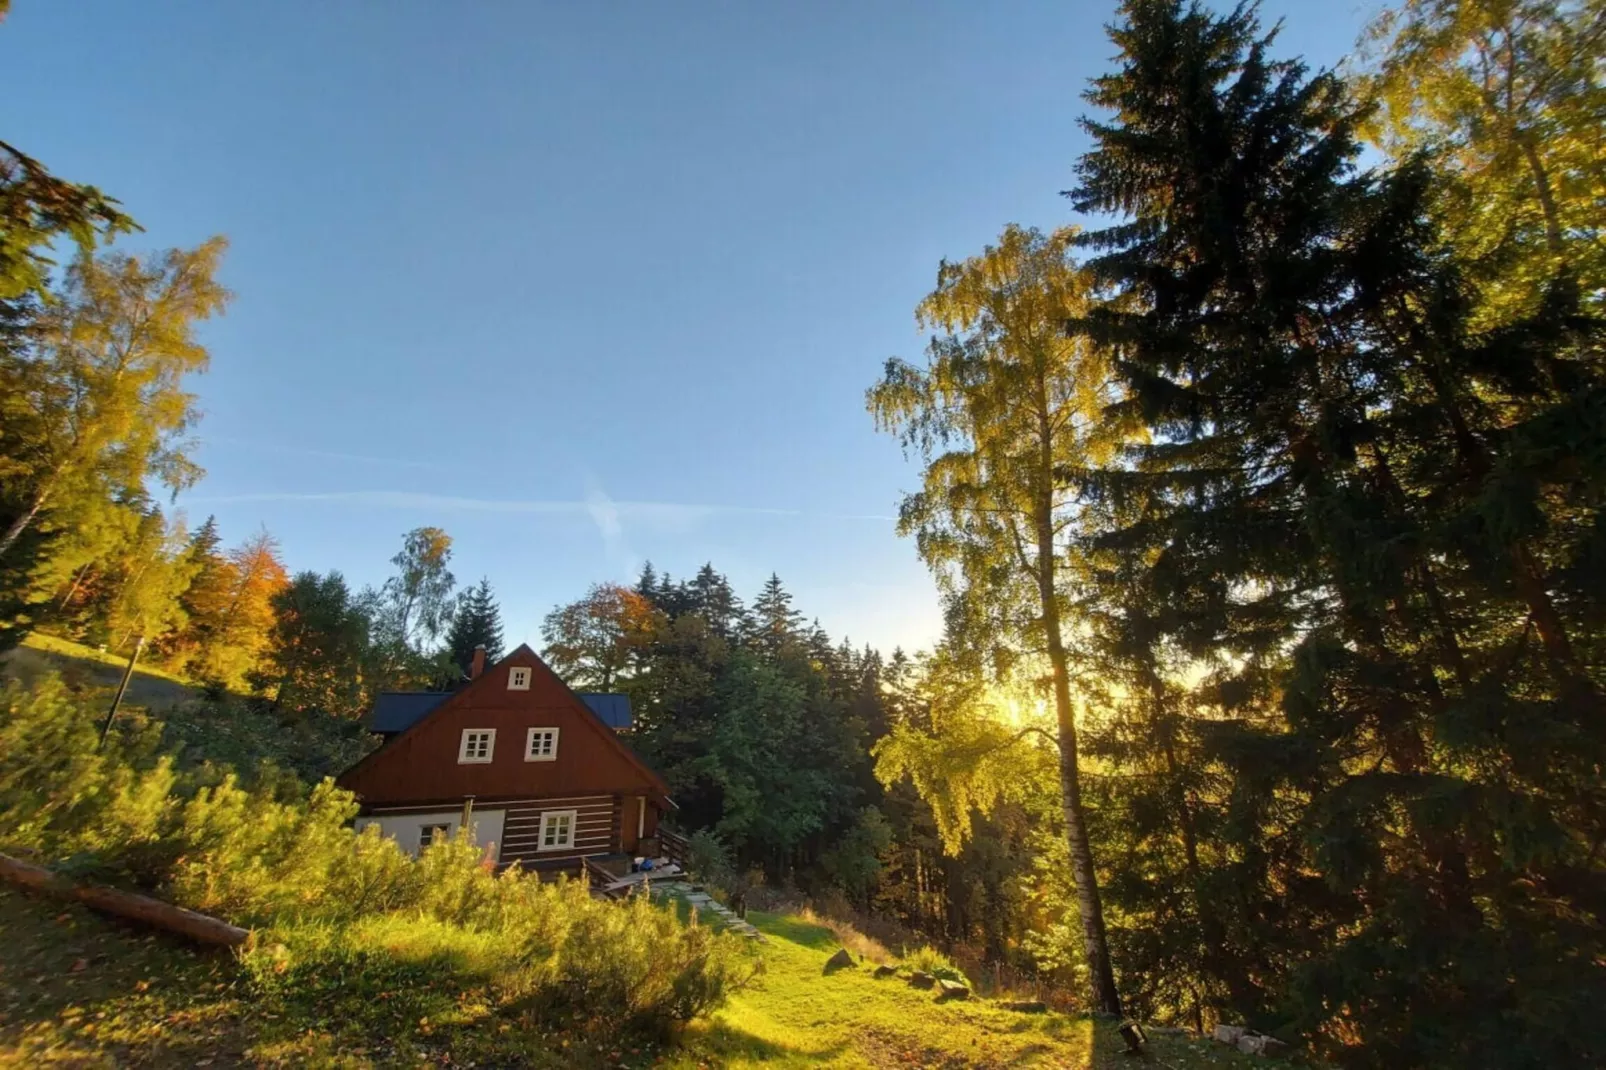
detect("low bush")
[902,944,971,987]
[0,675,755,1051]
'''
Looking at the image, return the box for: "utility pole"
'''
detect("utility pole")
[98,635,145,750]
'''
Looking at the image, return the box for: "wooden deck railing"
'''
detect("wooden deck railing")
[658,828,690,867]
[582,856,619,897]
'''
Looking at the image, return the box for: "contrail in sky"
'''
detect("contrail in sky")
[182,489,896,523]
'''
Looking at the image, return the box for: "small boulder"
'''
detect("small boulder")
[907,971,935,990]
[823,947,855,973]
[873,964,898,979]
[1214,1024,1247,1045]
[935,979,970,1001]
[1238,1034,1267,1055]
[998,1000,1047,1014]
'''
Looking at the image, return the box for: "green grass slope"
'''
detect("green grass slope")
[0,883,1261,1068]
[2,634,204,709]
[0,886,1265,1060]
[668,912,1258,1069]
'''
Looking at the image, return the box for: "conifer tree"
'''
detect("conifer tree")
[445,577,504,679]
[688,562,744,638]
[747,573,803,658]
[1069,1,1605,1061]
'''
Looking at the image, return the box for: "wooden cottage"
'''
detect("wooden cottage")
[335,643,672,876]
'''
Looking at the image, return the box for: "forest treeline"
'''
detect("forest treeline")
[2,1,1603,1066]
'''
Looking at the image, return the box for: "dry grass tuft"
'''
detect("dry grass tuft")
[794,905,894,964]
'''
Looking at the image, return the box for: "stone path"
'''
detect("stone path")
[649,880,766,941]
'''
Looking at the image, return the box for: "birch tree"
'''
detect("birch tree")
[0,238,230,565]
[867,224,1124,1014]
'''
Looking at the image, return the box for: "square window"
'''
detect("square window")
[458,728,495,763]
[538,810,576,851]
[525,727,560,762]
[418,823,451,851]
[508,667,532,690]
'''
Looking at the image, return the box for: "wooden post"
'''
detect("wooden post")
[460,795,475,835]
[98,635,145,750]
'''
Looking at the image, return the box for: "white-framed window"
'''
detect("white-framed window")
[418,823,451,851]
[458,728,495,763]
[538,809,577,851]
[508,666,532,690]
[525,727,560,762]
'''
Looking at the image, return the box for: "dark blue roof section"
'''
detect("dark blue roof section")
[367,689,632,734]
[369,691,452,734]
[578,693,632,730]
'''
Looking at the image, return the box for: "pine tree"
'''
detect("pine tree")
[688,562,744,637]
[748,573,802,658]
[444,577,504,679]
[1069,1,1606,1061]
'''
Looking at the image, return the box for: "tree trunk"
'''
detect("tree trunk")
[1037,507,1121,1016]
[1516,131,1565,256]
[1046,639,1122,1016]
[0,491,47,562]
[0,852,248,946]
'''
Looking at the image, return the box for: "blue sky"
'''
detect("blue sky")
[2,0,1377,654]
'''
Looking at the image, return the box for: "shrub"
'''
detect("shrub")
[0,673,756,1051]
[902,945,970,987]
[684,827,734,886]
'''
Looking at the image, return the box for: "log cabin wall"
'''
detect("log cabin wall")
[497,794,617,868]
[337,646,666,806]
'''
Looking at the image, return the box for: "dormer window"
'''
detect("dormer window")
[458,728,495,763]
[508,667,531,690]
[526,727,560,762]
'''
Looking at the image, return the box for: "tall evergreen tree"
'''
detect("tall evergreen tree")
[444,577,504,679]
[1069,1,1605,1062]
[747,573,803,658]
[688,562,744,638]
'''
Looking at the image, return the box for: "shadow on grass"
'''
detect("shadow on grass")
[746,911,836,951]
[1087,1016,1230,1069]
[683,1017,850,1064]
[0,888,251,1066]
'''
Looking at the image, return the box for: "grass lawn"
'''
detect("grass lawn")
[0,887,253,1068]
[0,887,1264,1069]
[4,633,203,709]
[667,911,1260,1070]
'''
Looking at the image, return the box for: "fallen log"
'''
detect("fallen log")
[0,852,249,947]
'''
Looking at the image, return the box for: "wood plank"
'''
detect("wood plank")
[372,795,612,816]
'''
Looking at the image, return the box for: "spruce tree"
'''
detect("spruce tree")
[688,562,744,637]
[445,577,504,680]
[748,573,803,657]
[1070,1,1605,1062]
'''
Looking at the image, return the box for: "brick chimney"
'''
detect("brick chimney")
[470,644,487,681]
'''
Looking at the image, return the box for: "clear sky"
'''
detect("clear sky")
[2,0,1377,654]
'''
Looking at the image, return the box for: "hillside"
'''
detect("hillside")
[1,634,204,710]
[0,885,1259,1069]
[666,912,1254,1069]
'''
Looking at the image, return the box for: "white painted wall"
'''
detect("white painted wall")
[356,808,506,861]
